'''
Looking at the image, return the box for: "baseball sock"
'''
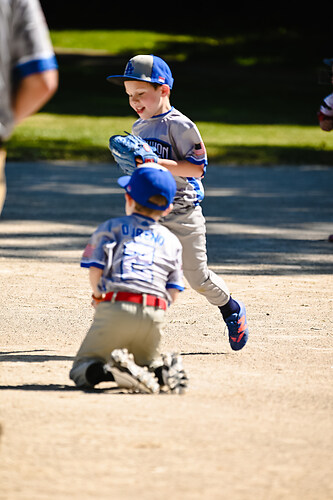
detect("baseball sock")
[219,297,240,321]
[86,362,114,386]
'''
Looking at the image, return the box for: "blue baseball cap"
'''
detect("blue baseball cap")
[107,54,174,89]
[117,166,176,210]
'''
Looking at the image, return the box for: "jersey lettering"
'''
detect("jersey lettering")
[122,224,165,245]
[140,230,165,246]
[122,224,143,237]
[146,139,171,159]
[121,241,155,283]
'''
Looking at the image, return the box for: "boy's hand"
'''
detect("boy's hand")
[109,132,159,175]
[319,118,333,131]
[91,294,104,308]
[318,111,333,131]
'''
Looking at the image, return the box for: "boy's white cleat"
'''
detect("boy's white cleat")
[109,348,160,394]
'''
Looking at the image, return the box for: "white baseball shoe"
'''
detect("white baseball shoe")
[151,353,188,394]
[108,348,160,394]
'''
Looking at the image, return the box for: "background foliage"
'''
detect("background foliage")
[7,10,333,165]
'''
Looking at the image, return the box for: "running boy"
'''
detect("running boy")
[107,54,249,351]
[70,166,187,394]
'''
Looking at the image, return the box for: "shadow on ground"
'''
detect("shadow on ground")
[1,161,332,275]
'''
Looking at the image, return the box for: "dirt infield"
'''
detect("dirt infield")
[1,161,332,500]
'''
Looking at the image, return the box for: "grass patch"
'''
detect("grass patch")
[50,30,219,60]
[6,29,333,166]
[7,115,333,165]
[7,114,133,162]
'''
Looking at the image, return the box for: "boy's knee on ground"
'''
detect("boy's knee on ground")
[70,358,114,388]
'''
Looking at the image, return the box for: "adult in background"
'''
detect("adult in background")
[0,0,58,215]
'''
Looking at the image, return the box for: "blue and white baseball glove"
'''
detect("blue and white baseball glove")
[109,132,159,175]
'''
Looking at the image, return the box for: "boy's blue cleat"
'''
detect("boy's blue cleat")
[224,301,249,351]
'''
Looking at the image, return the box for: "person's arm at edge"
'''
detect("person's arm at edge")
[12,69,58,126]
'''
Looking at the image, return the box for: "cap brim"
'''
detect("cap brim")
[117,175,131,188]
[107,75,153,85]
[107,75,166,86]
[106,75,128,85]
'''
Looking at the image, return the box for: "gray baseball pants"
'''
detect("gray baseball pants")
[162,205,230,307]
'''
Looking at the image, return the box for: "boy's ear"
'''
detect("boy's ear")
[161,203,173,217]
[125,192,135,205]
[161,84,170,97]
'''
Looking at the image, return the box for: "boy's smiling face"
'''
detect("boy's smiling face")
[124,80,170,119]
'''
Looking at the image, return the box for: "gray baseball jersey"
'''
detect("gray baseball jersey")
[0,0,57,140]
[81,212,184,303]
[132,107,207,213]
